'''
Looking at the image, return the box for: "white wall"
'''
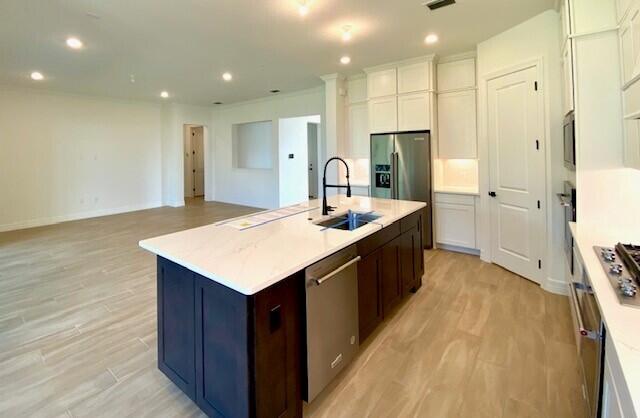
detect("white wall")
[234,121,273,169]
[211,87,325,209]
[477,10,566,293]
[278,115,321,207]
[0,87,163,231]
[161,103,213,206]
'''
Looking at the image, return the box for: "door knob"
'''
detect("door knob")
[488,191,497,197]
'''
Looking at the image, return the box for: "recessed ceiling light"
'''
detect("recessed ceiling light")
[222,72,233,81]
[424,34,439,44]
[340,56,351,65]
[160,91,169,98]
[298,0,309,16]
[30,71,44,81]
[342,26,352,42]
[66,37,83,49]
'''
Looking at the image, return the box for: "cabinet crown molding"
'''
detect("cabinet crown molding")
[363,54,436,74]
[437,51,477,64]
[320,73,346,82]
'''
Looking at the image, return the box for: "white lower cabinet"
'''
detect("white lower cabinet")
[435,193,477,250]
[601,335,636,418]
[602,356,624,418]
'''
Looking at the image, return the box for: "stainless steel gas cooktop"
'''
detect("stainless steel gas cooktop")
[594,243,640,308]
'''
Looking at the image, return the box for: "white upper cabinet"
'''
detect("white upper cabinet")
[398,92,430,132]
[436,56,477,159]
[347,102,369,158]
[571,0,617,34]
[397,61,431,94]
[367,68,397,98]
[365,58,435,133]
[438,90,477,159]
[619,1,640,170]
[560,0,573,41]
[624,118,640,168]
[347,76,368,104]
[369,96,398,133]
[437,58,476,92]
[562,41,575,114]
[619,3,640,86]
[617,0,633,21]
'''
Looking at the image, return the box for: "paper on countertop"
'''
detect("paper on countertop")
[216,203,317,230]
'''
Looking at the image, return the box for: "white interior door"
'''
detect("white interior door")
[487,65,545,283]
[192,127,205,197]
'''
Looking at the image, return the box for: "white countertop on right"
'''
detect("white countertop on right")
[434,186,480,196]
[569,222,640,416]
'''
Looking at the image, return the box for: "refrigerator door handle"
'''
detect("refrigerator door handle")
[394,152,400,200]
[390,152,396,199]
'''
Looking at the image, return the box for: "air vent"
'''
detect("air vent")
[423,0,456,10]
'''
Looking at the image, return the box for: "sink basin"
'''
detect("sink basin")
[314,210,381,231]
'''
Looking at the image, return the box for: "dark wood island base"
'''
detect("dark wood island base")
[155,209,424,418]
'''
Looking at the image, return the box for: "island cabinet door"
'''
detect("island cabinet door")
[400,228,418,295]
[410,213,424,290]
[252,274,302,418]
[194,276,252,418]
[157,258,196,401]
[357,249,383,342]
[381,236,403,315]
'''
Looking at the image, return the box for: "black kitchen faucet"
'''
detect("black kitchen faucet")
[322,157,352,215]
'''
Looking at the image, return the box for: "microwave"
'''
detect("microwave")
[564,111,576,170]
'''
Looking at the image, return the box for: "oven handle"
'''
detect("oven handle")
[557,193,571,207]
[568,282,598,340]
[313,256,361,286]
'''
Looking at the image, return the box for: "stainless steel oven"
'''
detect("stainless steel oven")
[568,257,605,418]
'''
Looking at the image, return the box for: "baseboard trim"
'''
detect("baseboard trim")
[0,201,163,232]
[542,276,569,295]
[436,243,481,256]
[165,200,185,208]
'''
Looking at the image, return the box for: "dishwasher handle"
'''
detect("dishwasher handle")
[313,256,361,286]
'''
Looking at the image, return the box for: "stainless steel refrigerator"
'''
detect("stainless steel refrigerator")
[370,131,432,248]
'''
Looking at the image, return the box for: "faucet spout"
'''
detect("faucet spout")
[322,157,352,216]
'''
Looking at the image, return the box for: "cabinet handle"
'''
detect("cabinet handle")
[568,282,598,340]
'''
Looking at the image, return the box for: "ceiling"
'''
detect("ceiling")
[0,0,555,105]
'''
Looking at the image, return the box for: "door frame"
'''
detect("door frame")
[182,124,210,201]
[478,57,548,284]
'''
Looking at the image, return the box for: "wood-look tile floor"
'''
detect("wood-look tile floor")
[0,199,586,418]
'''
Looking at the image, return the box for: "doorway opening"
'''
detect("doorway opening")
[277,115,321,207]
[184,125,205,199]
[307,122,319,199]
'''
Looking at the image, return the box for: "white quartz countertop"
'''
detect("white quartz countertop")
[434,186,480,196]
[569,222,640,416]
[139,196,425,296]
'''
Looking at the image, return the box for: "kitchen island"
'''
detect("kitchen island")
[139,195,426,418]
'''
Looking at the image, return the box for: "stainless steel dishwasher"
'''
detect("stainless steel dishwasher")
[305,244,360,402]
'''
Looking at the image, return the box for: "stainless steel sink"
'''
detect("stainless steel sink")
[314,210,381,231]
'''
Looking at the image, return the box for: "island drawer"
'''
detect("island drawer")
[400,209,422,233]
[357,221,401,256]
